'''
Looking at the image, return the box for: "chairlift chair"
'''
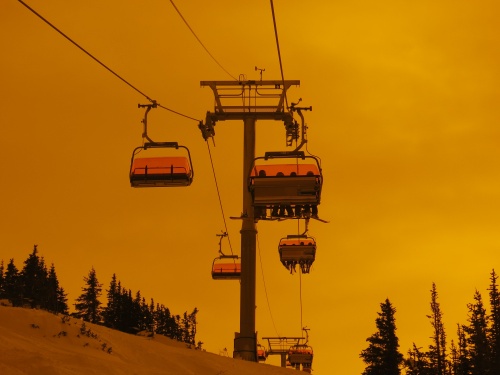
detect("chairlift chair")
[257,343,267,361]
[129,142,194,187]
[211,255,241,280]
[248,151,322,218]
[278,235,316,274]
[288,344,313,372]
[211,232,241,280]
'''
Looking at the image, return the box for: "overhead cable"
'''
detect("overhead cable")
[18,0,201,123]
[169,0,238,81]
[257,235,280,337]
[205,141,234,255]
[270,0,289,110]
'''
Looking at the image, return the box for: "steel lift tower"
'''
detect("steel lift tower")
[201,79,299,361]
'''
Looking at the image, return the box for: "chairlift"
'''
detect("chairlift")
[248,151,322,219]
[257,343,267,361]
[130,103,194,188]
[278,235,316,274]
[288,344,313,373]
[211,232,241,280]
[130,142,194,187]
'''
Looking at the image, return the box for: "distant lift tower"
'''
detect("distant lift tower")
[201,79,300,362]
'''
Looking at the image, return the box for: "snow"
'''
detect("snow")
[0,306,295,375]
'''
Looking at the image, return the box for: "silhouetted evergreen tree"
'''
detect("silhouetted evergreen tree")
[487,269,500,374]
[147,298,155,332]
[463,290,490,375]
[0,260,5,299]
[360,299,403,375]
[155,304,176,337]
[180,307,199,345]
[46,264,68,314]
[74,267,102,324]
[4,259,22,306]
[454,324,471,375]
[21,245,49,308]
[125,288,136,332]
[131,290,142,331]
[102,273,119,328]
[449,340,459,375]
[405,343,431,375]
[137,296,154,333]
[427,283,448,375]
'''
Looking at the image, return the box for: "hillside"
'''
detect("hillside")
[0,306,295,375]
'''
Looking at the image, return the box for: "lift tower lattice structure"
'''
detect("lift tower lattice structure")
[201,79,299,361]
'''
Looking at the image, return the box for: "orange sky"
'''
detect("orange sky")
[1,1,500,373]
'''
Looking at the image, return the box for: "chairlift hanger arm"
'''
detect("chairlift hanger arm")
[138,102,157,143]
[217,231,228,255]
[289,99,312,152]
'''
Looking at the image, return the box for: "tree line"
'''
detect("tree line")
[360,269,500,375]
[0,245,201,348]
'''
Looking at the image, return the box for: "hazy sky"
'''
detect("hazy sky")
[1,1,499,373]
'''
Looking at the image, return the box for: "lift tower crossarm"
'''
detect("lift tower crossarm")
[200,80,299,120]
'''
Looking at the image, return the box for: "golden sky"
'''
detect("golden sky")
[1,1,499,373]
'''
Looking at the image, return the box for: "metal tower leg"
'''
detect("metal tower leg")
[234,116,257,361]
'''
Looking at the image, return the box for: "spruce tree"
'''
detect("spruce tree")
[74,267,102,324]
[0,260,5,299]
[453,324,471,375]
[405,343,431,375]
[463,290,490,375]
[21,245,48,308]
[103,273,119,328]
[4,259,22,306]
[487,269,500,374]
[427,283,448,375]
[46,264,68,314]
[360,298,403,375]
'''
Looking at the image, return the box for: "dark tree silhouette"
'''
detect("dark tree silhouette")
[427,283,449,375]
[463,290,490,375]
[454,324,471,375]
[4,259,22,306]
[360,298,403,375]
[46,263,68,314]
[102,273,119,328]
[21,245,48,308]
[405,343,431,375]
[74,267,103,324]
[181,307,199,345]
[487,269,500,374]
[0,260,5,299]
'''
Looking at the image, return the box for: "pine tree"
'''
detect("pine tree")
[487,269,500,374]
[103,273,119,328]
[21,245,48,308]
[4,259,22,306]
[0,260,5,299]
[182,307,199,345]
[147,298,155,333]
[427,283,448,375]
[56,285,69,314]
[456,324,471,375]
[360,299,403,375]
[405,343,431,375]
[74,267,102,324]
[449,340,459,375]
[46,264,68,314]
[463,290,490,375]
